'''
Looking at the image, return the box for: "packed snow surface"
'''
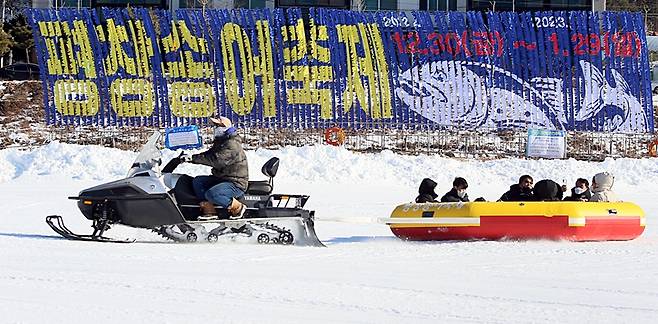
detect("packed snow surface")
[1,142,657,323]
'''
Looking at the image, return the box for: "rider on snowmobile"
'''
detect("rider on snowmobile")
[181,116,249,219]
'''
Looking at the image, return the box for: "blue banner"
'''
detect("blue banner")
[26,8,654,133]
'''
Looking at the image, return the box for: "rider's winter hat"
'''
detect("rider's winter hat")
[209,116,232,127]
[211,116,237,139]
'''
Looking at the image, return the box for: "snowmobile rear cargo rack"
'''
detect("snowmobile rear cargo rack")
[268,194,309,208]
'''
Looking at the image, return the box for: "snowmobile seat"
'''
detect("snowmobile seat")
[246,157,279,195]
[246,181,271,195]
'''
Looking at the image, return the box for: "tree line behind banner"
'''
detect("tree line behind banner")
[26,8,654,133]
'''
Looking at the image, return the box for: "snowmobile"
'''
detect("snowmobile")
[46,132,324,247]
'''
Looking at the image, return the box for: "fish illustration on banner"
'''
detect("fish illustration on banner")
[576,61,648,132]
[395,60,560,129]
[395,59,649,132]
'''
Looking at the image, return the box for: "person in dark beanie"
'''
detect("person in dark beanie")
[415,178,439,203]
[441,177,470,202]
[533,179,564,201]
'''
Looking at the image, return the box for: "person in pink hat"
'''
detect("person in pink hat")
[181,116,249,219]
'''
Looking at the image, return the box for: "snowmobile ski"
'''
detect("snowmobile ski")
[46,215,135,243]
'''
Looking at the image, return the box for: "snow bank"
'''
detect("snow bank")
[1,142,658,191]
[0,141,132,181]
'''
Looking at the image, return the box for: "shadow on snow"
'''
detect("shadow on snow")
[0,232,65,240]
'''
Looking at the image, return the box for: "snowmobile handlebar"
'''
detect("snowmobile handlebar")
[161,153,185,174]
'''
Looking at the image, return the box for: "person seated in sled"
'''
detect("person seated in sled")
[441,177,470,202]
[589,172,620,202]
[416,178,439,203]
[498,175,535,201]
[533,179,563,201]
[563,178,592,201]
[180,116,249,219]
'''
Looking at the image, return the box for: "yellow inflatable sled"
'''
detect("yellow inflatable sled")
[382,201,645,241]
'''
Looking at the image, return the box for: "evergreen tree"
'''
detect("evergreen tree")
[6,14,33,62]
[0,27,13,58]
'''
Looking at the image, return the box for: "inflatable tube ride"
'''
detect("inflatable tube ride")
[382,202,645,241]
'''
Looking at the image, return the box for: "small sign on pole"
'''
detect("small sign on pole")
[526,129,567,159]
[164,125,203,150]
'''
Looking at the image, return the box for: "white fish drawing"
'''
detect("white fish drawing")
[531,60,648,132]
[395,60,564,130]
[576,60,648,132]
[395,59,649,132]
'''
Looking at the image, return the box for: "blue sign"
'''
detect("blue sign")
[25,8,654,134]
[164,125,203,150]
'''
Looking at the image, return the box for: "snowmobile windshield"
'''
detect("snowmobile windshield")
[129,132,163,176]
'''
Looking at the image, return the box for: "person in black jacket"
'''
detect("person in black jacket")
[563,178,592,201]
[533,179,563,201]
[441,177,470,202]
[182,116,249,219]
[499,175,535,201]
[415,178,439,203]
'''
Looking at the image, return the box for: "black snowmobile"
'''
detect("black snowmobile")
[46,132,324,247]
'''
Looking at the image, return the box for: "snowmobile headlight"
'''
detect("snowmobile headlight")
[83,200,93,205]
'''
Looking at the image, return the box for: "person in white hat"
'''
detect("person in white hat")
[180,116,249,219]
[589,172,620,202]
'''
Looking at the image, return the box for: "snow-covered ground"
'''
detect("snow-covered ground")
[1,142,657,323]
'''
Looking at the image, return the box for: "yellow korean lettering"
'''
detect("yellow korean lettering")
[72,20,96,78]
[255,20,276,117]
[337,24,365,115]
[366,23,392,119]
[309,20,333,119]
[136,20,153,76]
[109,79,154,117]
[283,18,304,106]
[54,80,99,116]
[161,21,212,79]
[105,19,136,75]
[169,82,215,117]
[221,22,255,116]
[284,18,336,118]
[38,22,61,75]
[337,23,392,119]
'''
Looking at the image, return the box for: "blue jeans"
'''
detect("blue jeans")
[192,176,243,208]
